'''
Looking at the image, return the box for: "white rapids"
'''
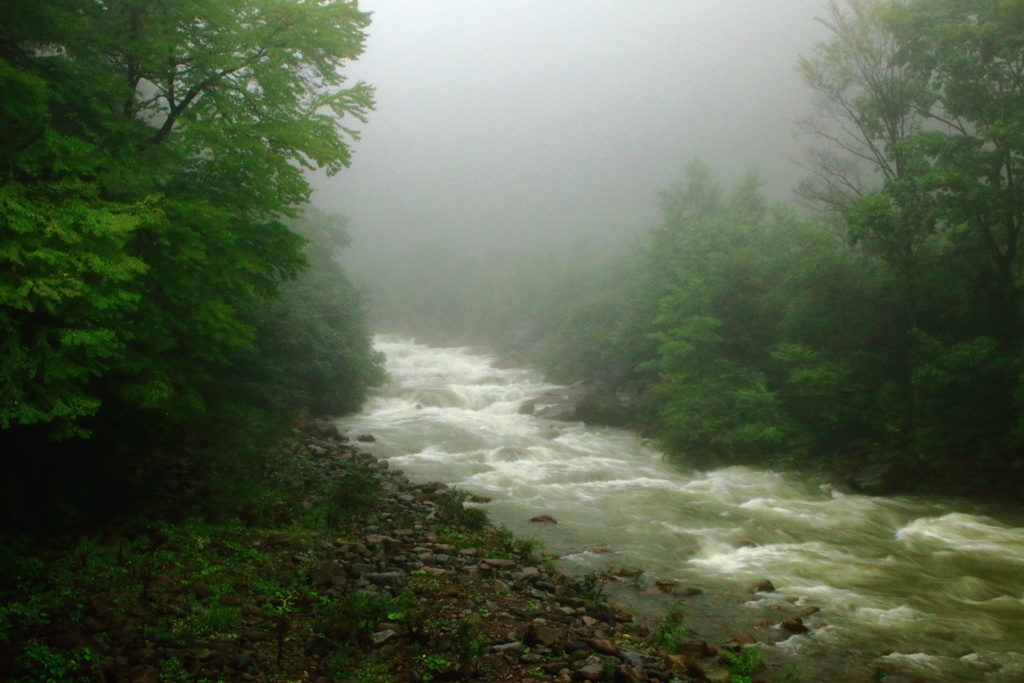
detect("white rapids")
[339,335,1024,682]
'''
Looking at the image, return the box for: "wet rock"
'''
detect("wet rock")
[533,381,630,427]
[371,629,398,646]
[725,633,757,646]
[674,640,713,658]
[308,560,341,586]
[530,514,557,524]
[491,640,523,653]
[663,654,707,680]
[780,617,809,634]
[612,567,643,578]
[752,580,776,593]
[615,663,648,683]
[575,659,606,681]
[587,638,619,657]
[357,434,376,443]
[524,624,569,648]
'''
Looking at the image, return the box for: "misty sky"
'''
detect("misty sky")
[312,1,831,261]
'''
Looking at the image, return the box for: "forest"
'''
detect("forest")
[366,0,1024,498]
[0,0,385,527]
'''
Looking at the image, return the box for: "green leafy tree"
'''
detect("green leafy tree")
[1,0,374,437]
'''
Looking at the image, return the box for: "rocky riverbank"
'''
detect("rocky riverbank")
[0,422,848,683]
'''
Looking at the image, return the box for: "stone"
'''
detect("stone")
[663,654,706,680]
[675,640,713,658]
[370,629,398,646]
[781,617,809,634]
[726,633,757,646]
[588,638,619,656]
[575,656,606,681]
[482,557,517,569]
[308,561,339,586]
[492,641,523,653]
[612,567,644,578]
[615,663,648,683]
[752,580,776,593]
[357,434,376,442]
[524,624,569,647]
[530,515,557,524]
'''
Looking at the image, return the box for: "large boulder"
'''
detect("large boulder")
[530,381,629,426]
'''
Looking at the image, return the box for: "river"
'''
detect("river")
[339,335,1024,682]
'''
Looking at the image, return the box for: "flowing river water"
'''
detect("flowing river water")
[339,335,1024,682]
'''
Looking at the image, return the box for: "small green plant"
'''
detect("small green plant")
[570,571,606,606]
[421,653,450,681]
[494,526,542,561]
[330,653,394,683]
[722,645,762,683]
[782,663,802,682]
[306,465,382,530]
[173,600,243,639]
[654,610,692,654]
[15,642,101,683]
[159,656,191,683]
[451,620,487,664]
[436,489,489,531]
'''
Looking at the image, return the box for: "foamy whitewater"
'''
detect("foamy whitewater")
[340,335,1024,682]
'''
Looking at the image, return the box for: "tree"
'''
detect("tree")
[890,0,1024,346]
[798,0,1024,477]
[798,0,945,441]
[0,0,374,437]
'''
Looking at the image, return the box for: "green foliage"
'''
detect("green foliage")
[494,527,542,562]
[568,571,606,607]
[1,0,385,529]
[14,642,102,683]
[653,607,692,654]
[436,488,489,531]
[722,645,762,683]
[240,209,386,419]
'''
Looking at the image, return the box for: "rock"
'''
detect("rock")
[663,654,706,680]
[524,624,569,648]
[725,633,757,646]
[230,654,254,672]
[357,434,376,443]
[612,567,643,578]
[533,381,630,427]
[370,629,398,646]
[614,663,648,683]
[672,586,703,597]
[530,515,557,524]
[576,659,605,681]
[308,560,340,586]
[482,558,517,569]
[752,580,776,593]
[780,617,809,634]
[674,640,713,658]
[587,638,619,656]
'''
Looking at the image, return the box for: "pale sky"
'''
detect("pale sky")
[311,1,831,263]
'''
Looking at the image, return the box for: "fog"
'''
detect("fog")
[311,1,829,267]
